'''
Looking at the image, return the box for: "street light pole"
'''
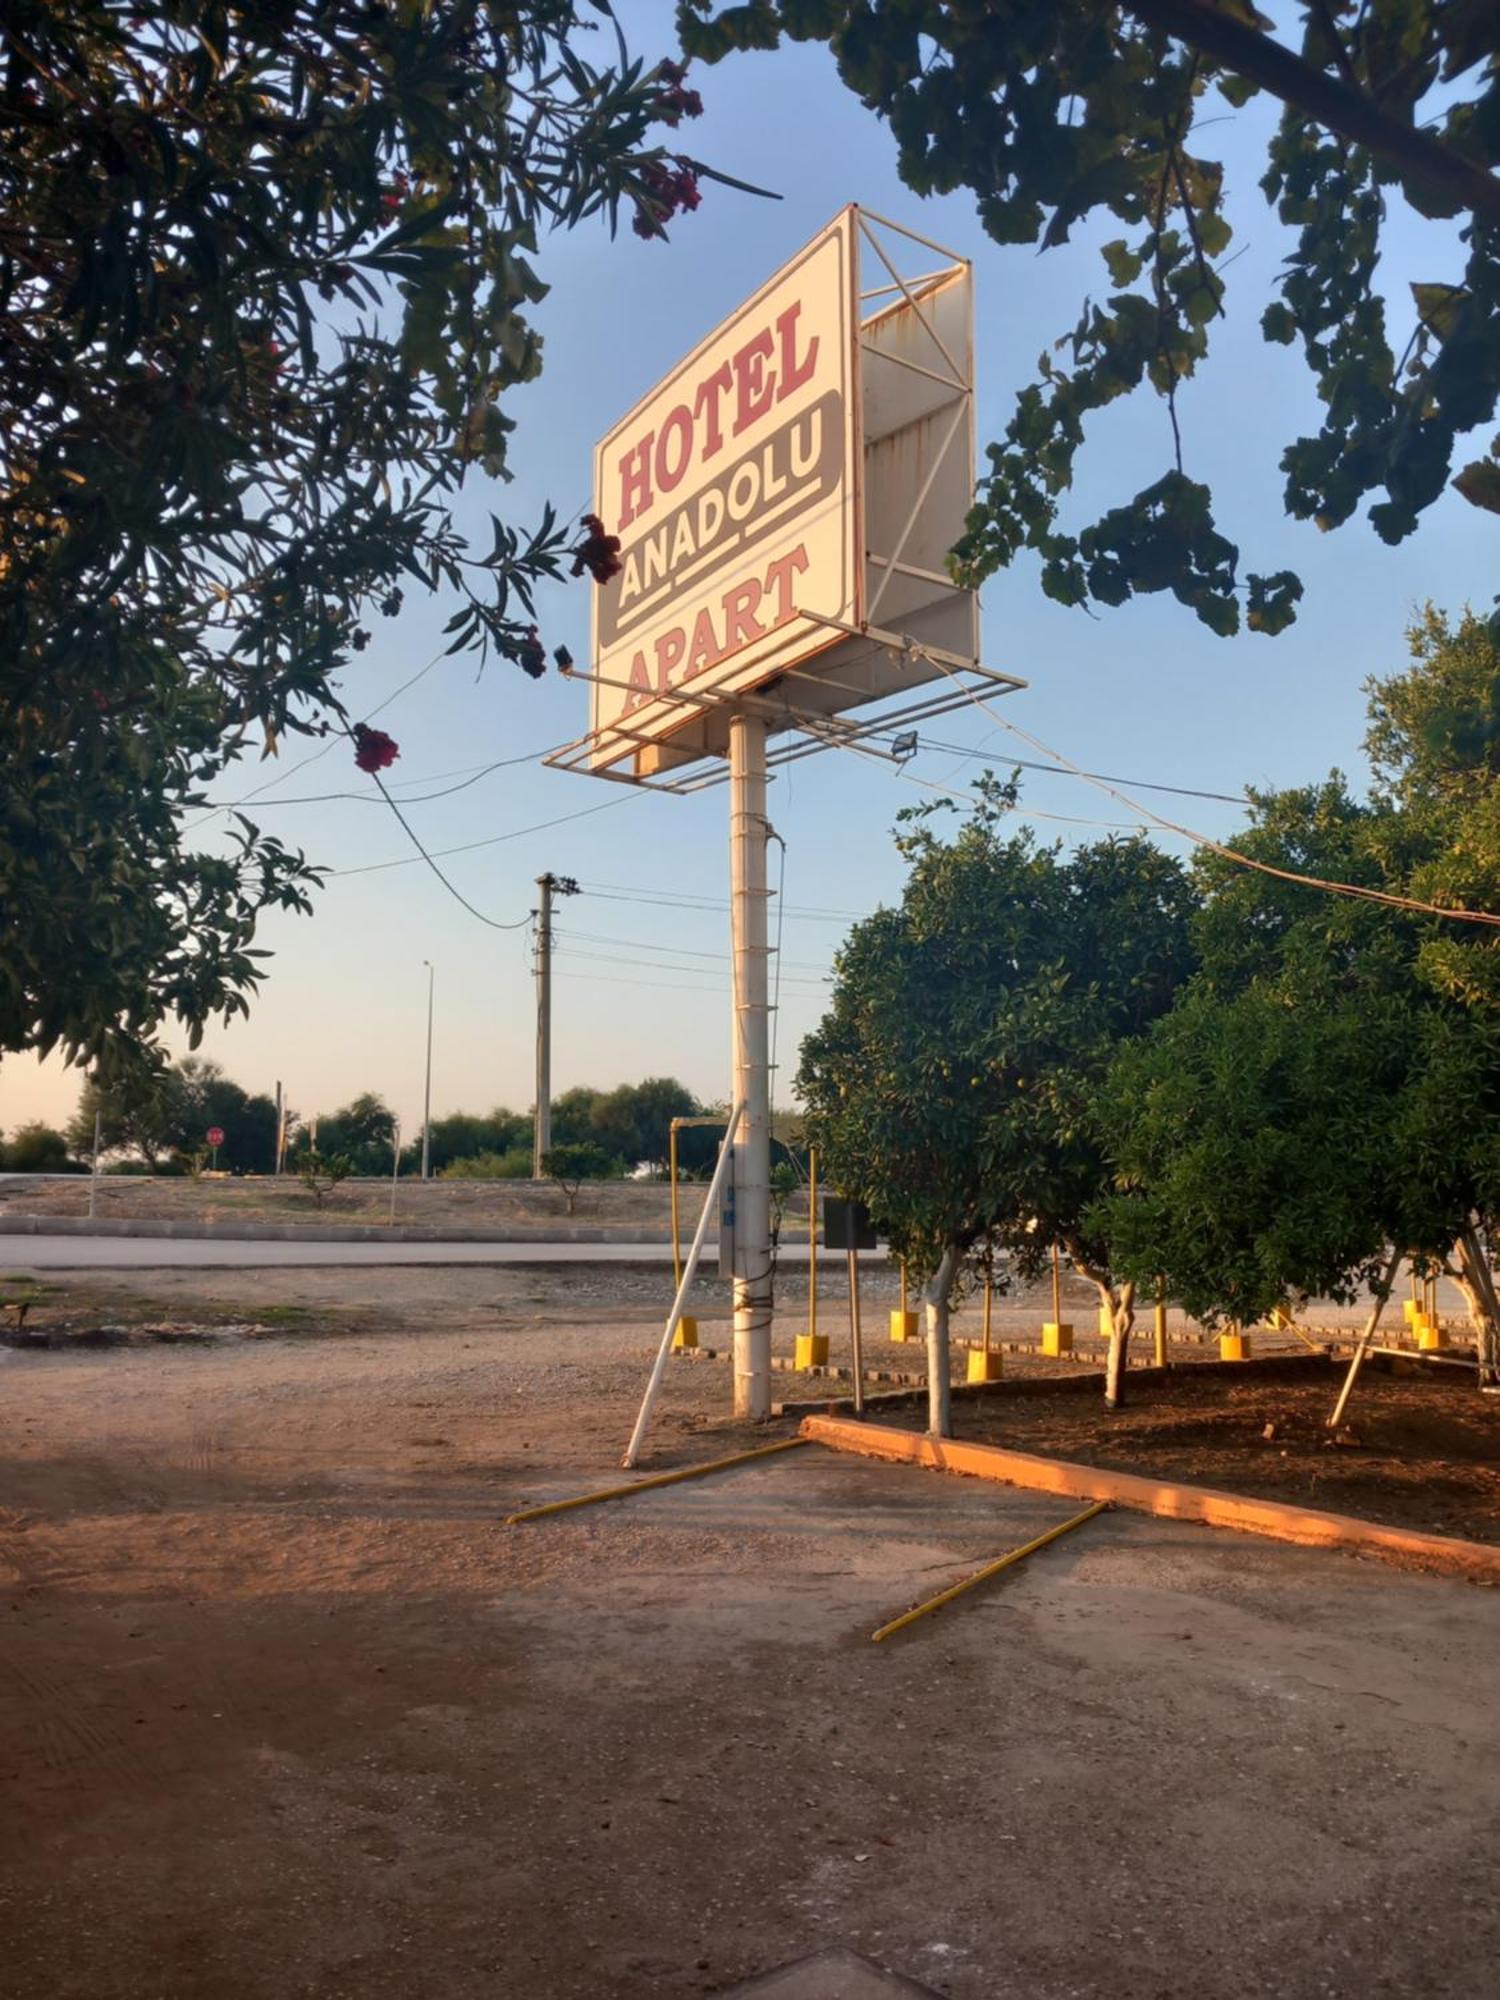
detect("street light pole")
[421,959,434,1181]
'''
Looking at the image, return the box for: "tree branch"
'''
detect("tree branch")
[1124,0,1500,225]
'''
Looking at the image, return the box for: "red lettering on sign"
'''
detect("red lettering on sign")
[618,436,655,529]
[694,362,734,462]
[618,542,810,717]
[624,650,652,708]
[776,302,818,398]
[732,329,776,438]
[722,577,764,653]
[655,405,693,494]
[685,607,718,681]
[654,623,686,692]
[763,545,810,625]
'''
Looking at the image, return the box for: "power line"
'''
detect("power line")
[329,793,639,876]
[576,880,866,920]
[359,764,535,931]
[921,651,1500,931]
[910,735,1249,806]
[554,944,830,985]
[553,924,831,973]
[188,648,450,827]
[202,745,554,810]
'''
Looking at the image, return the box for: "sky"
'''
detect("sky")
[2,5,1493,1143]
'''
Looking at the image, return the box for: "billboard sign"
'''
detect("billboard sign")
[565,207,985,780]
[589,212,859,769]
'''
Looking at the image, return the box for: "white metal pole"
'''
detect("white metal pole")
[88,1108,102,1220]
[533,874,553,1179]
[623,1103,744,1469]
[728,713,773,1422]
[421,960,434,1181]
[1328,1248,1400,1429]
[389,1119,401,1225]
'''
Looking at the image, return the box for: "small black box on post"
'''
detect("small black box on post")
[822,1197,878,1251]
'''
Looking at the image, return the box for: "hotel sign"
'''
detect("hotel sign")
[589,214,859,767]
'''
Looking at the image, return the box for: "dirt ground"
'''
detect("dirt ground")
[4,1264,1500,1998]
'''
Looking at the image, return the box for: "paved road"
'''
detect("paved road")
[0,1235,881,1271]
[0,1235,693,1270]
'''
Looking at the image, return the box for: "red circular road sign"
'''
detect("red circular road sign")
[206,1126,225,1148]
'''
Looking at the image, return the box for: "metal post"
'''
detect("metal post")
[624,1104,744,1469]
[670,1121,682,1288]
[1052,1242,1062,1326]
[421,960,434,1181]
[808,1146,819,1342]
[728,713,773,1422]
[274,1080,284,1175]
[389,1119,401,1225]
[1328,1249,1400,1429]
[533,874,553,1179]
[983,1273,992,1357]
[88,1108,102,1220]
[847,1247,865,1417]
[1154,1275,1168,1369]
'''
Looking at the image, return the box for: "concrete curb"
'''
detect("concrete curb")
[800,1413,1500,1581]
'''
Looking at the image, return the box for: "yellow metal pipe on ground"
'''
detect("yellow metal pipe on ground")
[506,1437,811,1525]
[870,1500,1110,1642]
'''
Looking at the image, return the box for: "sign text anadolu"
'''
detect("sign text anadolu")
[589,214,858,767]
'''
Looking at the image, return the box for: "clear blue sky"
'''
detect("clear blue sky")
[2,7,1491,1141]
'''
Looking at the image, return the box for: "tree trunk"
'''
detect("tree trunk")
[1450,1225,1500,1387]
[1103,1280,1136,1411]
[925,1244,960,1439]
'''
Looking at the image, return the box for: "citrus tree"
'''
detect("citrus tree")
[1097,610,1500,1382]
[797,781,1197,1431]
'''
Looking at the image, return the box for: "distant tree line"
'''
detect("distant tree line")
[36,1069,721,1181]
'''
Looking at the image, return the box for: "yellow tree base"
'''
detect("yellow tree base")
[672,1316,699,1351]
[966,1349,1004,1384]
[889,1309,919,1343]
[1041,1322,1073,1357]
[794,1331,830,1370]
[1219,1331,1251,1361]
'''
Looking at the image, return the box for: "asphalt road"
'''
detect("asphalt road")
[0,1235,882,1271]
[0,1235,691,1270]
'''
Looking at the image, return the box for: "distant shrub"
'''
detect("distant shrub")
[440,1147,534,1180]
[2,1122,74,1172]
[299,1148,353,1209]
[542,1142,616,1214]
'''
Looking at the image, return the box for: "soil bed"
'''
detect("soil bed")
[920,1363,1500,1546]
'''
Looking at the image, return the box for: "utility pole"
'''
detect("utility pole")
[274,1079,284,1175]
[420,959,435,1180]
[532,872,579,1178]
[728,714,773,1422]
